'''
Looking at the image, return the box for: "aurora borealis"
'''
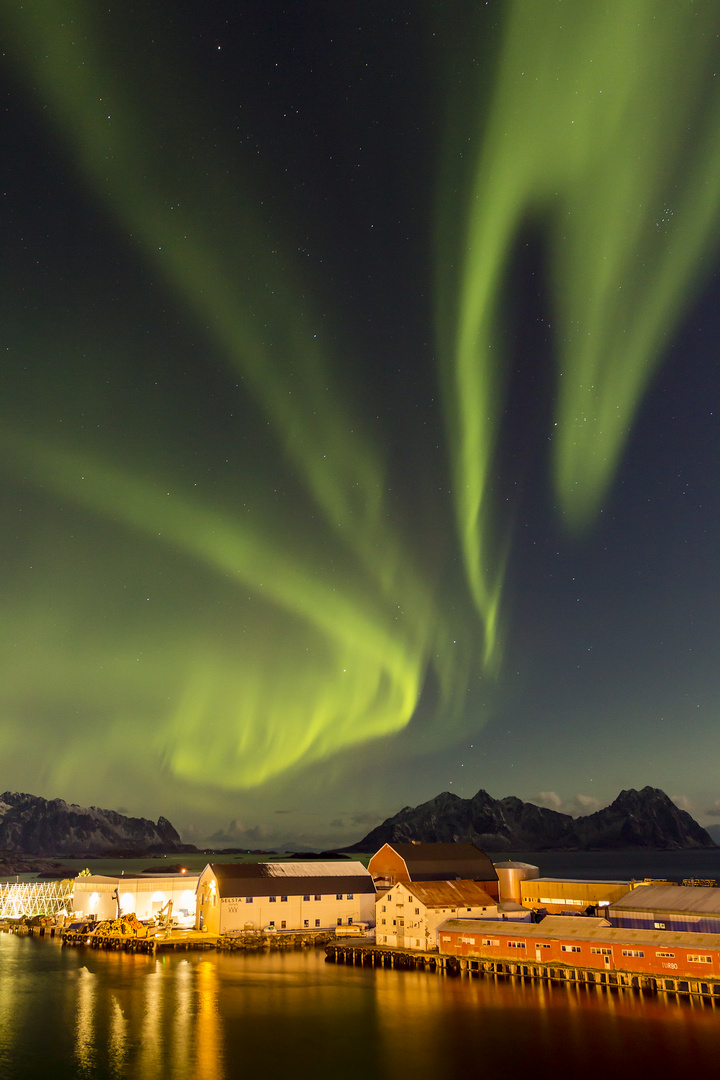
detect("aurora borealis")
[1,1,720,847]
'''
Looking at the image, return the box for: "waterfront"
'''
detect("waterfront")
[3,932,720,1080]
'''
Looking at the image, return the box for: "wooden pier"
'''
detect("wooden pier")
[326,941,720,1001]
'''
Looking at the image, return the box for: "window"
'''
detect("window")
[654,922,666,929]
[687,954,712,964]
[315,895,321,902]
[442,935,451,942]
[245,897,253,904]
[656,951,675,958]
[281,896,288,903]
[381,905,386,912]
[348,918,353,925]
[562,945,581,953]
[303,920,309,928]
[415,908,420,915]
[336,893,343,900]
[622,949,645,958]
[591,948,612,956]
[337,918,342,926]
[281,921,286,929]
[303,895,310,902]
[315,919,320,927]
[507,941,526,949]
[268,921,275,928]
[347,893,354,900]
[269,896,276,903]
[482,938,500,947]
[381,919,386,926]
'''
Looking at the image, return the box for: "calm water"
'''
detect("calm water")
[3,932,720,1080]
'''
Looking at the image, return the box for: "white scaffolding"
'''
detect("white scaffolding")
[0,879,74,918]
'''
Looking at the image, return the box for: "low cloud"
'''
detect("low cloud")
[534,791,562,810]
[349,811,382,827]
[705,801,720,818]
[671,794,693,813]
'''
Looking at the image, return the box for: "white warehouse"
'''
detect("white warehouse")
[73,873,199,922]
[196,861,376,935]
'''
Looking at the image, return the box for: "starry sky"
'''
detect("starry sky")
[1,0,719,849]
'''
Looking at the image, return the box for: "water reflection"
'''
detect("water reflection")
[3,937,720,1080]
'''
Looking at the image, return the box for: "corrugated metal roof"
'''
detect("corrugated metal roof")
[208,861,375,899]
[383,843,498,881]
[527,877,631,885]
[399,880,496,908]
[437,915,720,950]
[210,861,371,880]
[610,885,720,916]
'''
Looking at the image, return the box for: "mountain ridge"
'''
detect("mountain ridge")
[346,786,715,852]
[0,791,196,856]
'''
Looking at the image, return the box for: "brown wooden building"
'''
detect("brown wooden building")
[368,842,499,900]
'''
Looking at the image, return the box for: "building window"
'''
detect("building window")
[415,908,420,915]
[621,950,645,957]
[347,893,354,900]
[348,918,353,925]
[304,920,309,928]
[562,945,581,953]
[688,954,712,964]
[482,938,500,947]
[281,896,288,903]
[507,941,526,949]
[337,918,342,926]
[315,919,320,928]
[656,951,675,958]
[336,893,343,900]
[245,897,253,904]
[268,921,275,928]
[654,922,666,929]
[315,895,321,902]
[591,948,612,956]
[381,905,386,912]
[303,895,310,902]
[381,919,386,926]
[281,921,286,929]
[269,896,276,903]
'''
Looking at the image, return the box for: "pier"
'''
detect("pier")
[326,942,720,1000]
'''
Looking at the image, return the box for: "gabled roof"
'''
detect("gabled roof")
[395,879,496,908]
[205,861,375,899]
[437,915,720,951]
[609,884,720,916]
[377,843,498,882]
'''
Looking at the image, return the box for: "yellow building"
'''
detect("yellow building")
[377,879,500,951]
[520,878,633,913]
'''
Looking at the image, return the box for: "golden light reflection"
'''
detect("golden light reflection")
[137,964,163,1080]
[108,996,128,1078]
[74,966,96,1076]
[172,960,193,1075]
[194,959,224,1080]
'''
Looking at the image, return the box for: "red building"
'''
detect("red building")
[437,914,720,985]
[368,843,499,900]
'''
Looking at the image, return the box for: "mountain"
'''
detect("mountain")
[348,786,715,852]
[0,791,196,856]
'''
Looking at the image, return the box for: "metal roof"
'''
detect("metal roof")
[396,880,497,908]
[437,915,720,950]
[610,884,720,916]
[207,861,375,899]
[379,843,498,881]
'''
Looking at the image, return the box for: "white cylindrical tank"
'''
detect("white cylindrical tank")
[494,862,540,903]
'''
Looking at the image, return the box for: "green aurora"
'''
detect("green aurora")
[1,1,719,838]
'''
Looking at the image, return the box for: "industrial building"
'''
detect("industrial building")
[377,879,502,950]
[72,873,198,922]
[493,861,539,903]
[368,842,499,898]
[437,914,720,985]
[608,884,720,934]
[196,861,375,936]
[519,877,633,913]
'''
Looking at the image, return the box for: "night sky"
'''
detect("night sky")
[2,1,720,849]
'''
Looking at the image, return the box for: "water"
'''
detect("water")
[2,932,720,1080]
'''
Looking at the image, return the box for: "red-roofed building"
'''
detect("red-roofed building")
[368,842,499,899]
[377,879,499,950]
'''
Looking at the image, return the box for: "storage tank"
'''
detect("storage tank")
[494,862,540,903]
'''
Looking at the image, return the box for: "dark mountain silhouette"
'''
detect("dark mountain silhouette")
[0,791,196,856]
[348,786,715,852]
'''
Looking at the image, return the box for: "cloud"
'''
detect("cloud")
[534,791,562,810]
[274,810,292,815]
[704,801,720,818]
[349,811,382,826]
[329,818,344,828]
[671,794,693,813]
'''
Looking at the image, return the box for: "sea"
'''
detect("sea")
[3,850,720,1080]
